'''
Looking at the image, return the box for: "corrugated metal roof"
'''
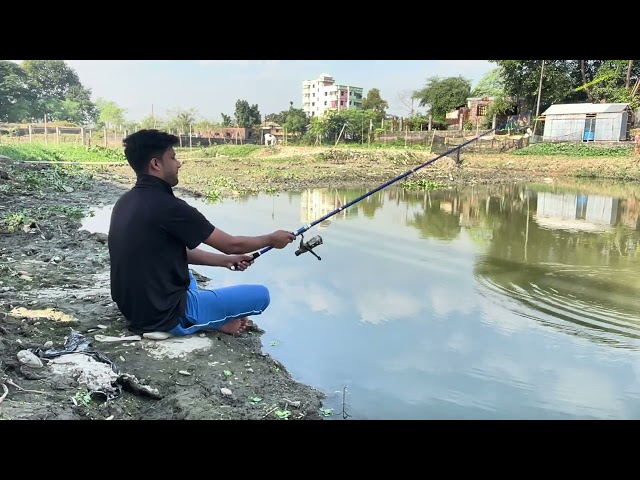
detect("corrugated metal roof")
[541,103,629,115]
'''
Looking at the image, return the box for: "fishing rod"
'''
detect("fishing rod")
[232,128,496,269]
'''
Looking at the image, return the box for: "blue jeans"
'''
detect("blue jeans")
[167,271,270,336]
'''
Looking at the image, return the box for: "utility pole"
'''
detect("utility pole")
[533,60,546,136]
[535,60,545,117]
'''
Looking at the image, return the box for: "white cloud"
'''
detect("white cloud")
[356,290,423,324]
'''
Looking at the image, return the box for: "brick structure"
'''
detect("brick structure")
[466,96,494,126]
[445,96,495,129]
[204,127,255,141]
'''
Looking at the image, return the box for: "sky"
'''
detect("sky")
[15,60,496,123]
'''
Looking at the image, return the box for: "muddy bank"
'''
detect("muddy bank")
[0,156,325,420]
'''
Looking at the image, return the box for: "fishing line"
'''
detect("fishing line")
[232,129,495,269]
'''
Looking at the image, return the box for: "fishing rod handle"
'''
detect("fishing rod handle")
[229,251,261,271]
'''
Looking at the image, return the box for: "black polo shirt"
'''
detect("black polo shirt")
[108,174,215,334]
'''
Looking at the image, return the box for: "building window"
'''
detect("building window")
[477,104,487,116]
[324,101,327,105]
[312,102,315,106]
[324,92,327,96]
[340,101,344,106]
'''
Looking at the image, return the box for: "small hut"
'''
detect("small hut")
[540,103,633,142]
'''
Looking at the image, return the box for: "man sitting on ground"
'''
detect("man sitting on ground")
[108,129,295,338]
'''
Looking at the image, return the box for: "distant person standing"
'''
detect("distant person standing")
[108,129,295,338]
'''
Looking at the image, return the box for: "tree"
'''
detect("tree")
[21,60,96,124]
[282,107,309,135]
[574,60,604,102]
[471,68,504,97]
[266,102,309,135]
[234,100,261,128]
[221,113,233,127]
[193,119,223,137]
[66,84,97,124]
[491,61,578,113]
[397,89,417,117]
[0,61,34,122]
[166,108,198,134]
[413,76,471,122]
[362,88,389,123]
[492,60,640,112]
[589,60,640,108]
[136,114,162,130]
[95,98,127,129]
[22,60,78,98]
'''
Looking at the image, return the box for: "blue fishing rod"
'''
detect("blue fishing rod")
[238,129,495,266]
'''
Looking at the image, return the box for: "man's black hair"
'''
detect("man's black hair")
[122,129,180,174]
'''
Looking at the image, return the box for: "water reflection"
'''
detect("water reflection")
[536,191,618,232]
[300,188,384,227]
[470,184,640,348]
[292,183,640,347]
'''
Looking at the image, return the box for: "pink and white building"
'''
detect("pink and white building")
[302,73,364,117]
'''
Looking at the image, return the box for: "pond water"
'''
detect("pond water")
[82,179,640,420]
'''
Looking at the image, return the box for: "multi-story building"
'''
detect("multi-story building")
[302,73,364,117]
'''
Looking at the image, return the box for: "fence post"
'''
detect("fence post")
[56,127,60,144]
[29,125,32,143]
[81,127,85,146]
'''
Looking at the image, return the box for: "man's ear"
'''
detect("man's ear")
[149,157,162,172]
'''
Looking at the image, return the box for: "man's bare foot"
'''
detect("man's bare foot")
[216,317,249,335]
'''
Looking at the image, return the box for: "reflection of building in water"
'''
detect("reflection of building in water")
[300,189,352,228]
[535,191,619,232]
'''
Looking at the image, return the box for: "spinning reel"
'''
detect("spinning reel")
[294,233,323,261]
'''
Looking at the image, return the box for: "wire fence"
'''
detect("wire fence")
[0,124,128,148]
[376,129,531,153]
[0,123,268,148]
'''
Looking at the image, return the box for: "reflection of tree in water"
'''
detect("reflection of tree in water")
[402,188,462,241]
[390,184,531,242]
[339,188,385,219]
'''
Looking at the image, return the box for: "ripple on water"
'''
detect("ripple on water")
[475,258,640,350]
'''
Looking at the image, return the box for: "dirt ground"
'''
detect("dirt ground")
[1,145,639,420]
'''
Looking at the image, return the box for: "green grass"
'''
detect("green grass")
[0,143,126,162]
[511,142,634,157]
[400,179,447,191]
[177,144,262,159]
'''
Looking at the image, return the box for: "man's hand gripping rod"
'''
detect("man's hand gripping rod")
[230,228,323,270]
